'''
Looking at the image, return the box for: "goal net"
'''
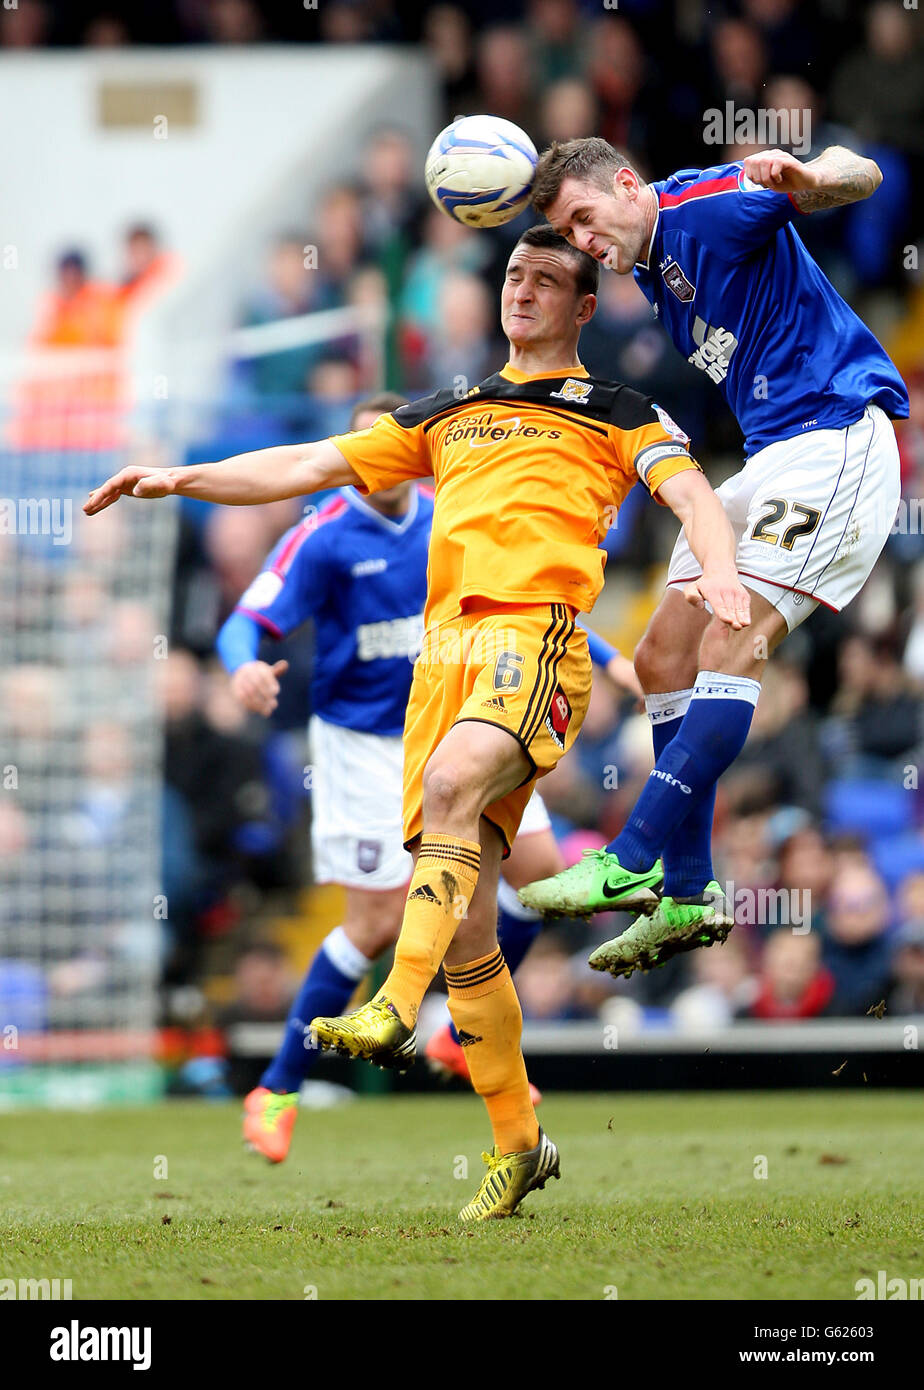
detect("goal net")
[0,347,177,1107]
[0,301,386,1107]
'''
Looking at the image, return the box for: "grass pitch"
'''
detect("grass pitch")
[1,1091,920,1300]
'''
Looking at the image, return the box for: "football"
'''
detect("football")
[424,114,538,228]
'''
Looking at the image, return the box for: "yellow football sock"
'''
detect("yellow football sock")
[381,833,480,1025]
[445,948,538,1155]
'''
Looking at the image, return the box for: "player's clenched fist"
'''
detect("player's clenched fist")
[740,149,815,194]
[84,466,179,515]
[230,660,290,717]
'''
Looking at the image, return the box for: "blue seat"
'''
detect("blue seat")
[871,833,924,893]
[823,779,913,841]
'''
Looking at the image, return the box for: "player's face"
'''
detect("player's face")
[545,173,652,275]
[501,247,594,349]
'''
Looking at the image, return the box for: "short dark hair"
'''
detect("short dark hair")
[513,224,599,297]
[531,137,642,214]
[125,223,159,244]
[57,249,87,276]
[350,391,408,428]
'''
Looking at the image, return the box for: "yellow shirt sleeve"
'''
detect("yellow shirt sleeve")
[646,450,702,501]
[608,410,702,506]
[331,411,431,495]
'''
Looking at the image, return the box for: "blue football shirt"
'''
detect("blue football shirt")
[633,162,909,456]
[235,486,433,737]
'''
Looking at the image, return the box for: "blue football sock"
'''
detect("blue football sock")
[646,688,718,898]
[261,927,370,1093]
[607,670,760,876]
[447,877,543,1044]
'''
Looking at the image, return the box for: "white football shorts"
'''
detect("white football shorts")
[308,717,553,887]
[666,404,900,631]
[308,715,412,890]
[518,789,552,837]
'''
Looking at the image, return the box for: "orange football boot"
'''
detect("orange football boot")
[242,1086,299,1163]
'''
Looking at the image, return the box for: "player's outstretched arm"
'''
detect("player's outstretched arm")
[84,439,360,515]
[657,470,751,630]
[741,146,882,212]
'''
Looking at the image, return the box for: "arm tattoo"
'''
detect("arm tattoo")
[790,146,880,212]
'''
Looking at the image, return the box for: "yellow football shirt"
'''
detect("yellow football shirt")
[331,363,700,630]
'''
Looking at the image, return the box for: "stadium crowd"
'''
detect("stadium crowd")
[8,0,924,1033]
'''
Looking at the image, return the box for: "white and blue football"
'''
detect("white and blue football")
[424,115,538,228]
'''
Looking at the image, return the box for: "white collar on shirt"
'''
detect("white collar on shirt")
[342,484,420,535]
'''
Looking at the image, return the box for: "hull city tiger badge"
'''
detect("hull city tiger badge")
[549,378,594,404]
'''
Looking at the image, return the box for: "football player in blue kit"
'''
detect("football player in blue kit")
[524,139,910,975]
[219,393,641,1160]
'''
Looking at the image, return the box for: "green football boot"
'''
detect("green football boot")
[458,1129,560,1221]
[517,849,663,918]
[588,881,734,979]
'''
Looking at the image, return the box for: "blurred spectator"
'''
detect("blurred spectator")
[829,3,924,165]
[160,647,271,922]
[400,206,490,351]
[827,634,924,776]
[239,235,339,399]
[540,77,599,147]
[116,223,181,323]
[885,919,924,1014]
[740,0,821,82]
[204,0,264,44]
[747,929,834,1020]
[358,126,427,262]
[822,862,893,1014]
[423,4,477,121]
[671,934,758,1030]
[897,869,924,925]
[60,722,137,850]
[776,826,834,937]
[473,26,539,134]
[423,269,499,391]
[306,356,363,434]
[217,943,296,1027]
[28,249,119,349]
[84,14,130,46]
[516,934,589,1021]
[12,249,124,450]
[727,661,827,815]
[527,0,587,86]
[202,505,285,621]
[710,18,768,111]
[586,15,656,156]
[0,0,50,47]
[315,185,367,296]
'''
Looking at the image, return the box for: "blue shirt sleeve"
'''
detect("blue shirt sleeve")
[577,617,618,668]
[234,519,330,638]
[216,609,262,674]
[667,164,800,263]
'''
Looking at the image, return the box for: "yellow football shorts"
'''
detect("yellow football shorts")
[402,603,592,856]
